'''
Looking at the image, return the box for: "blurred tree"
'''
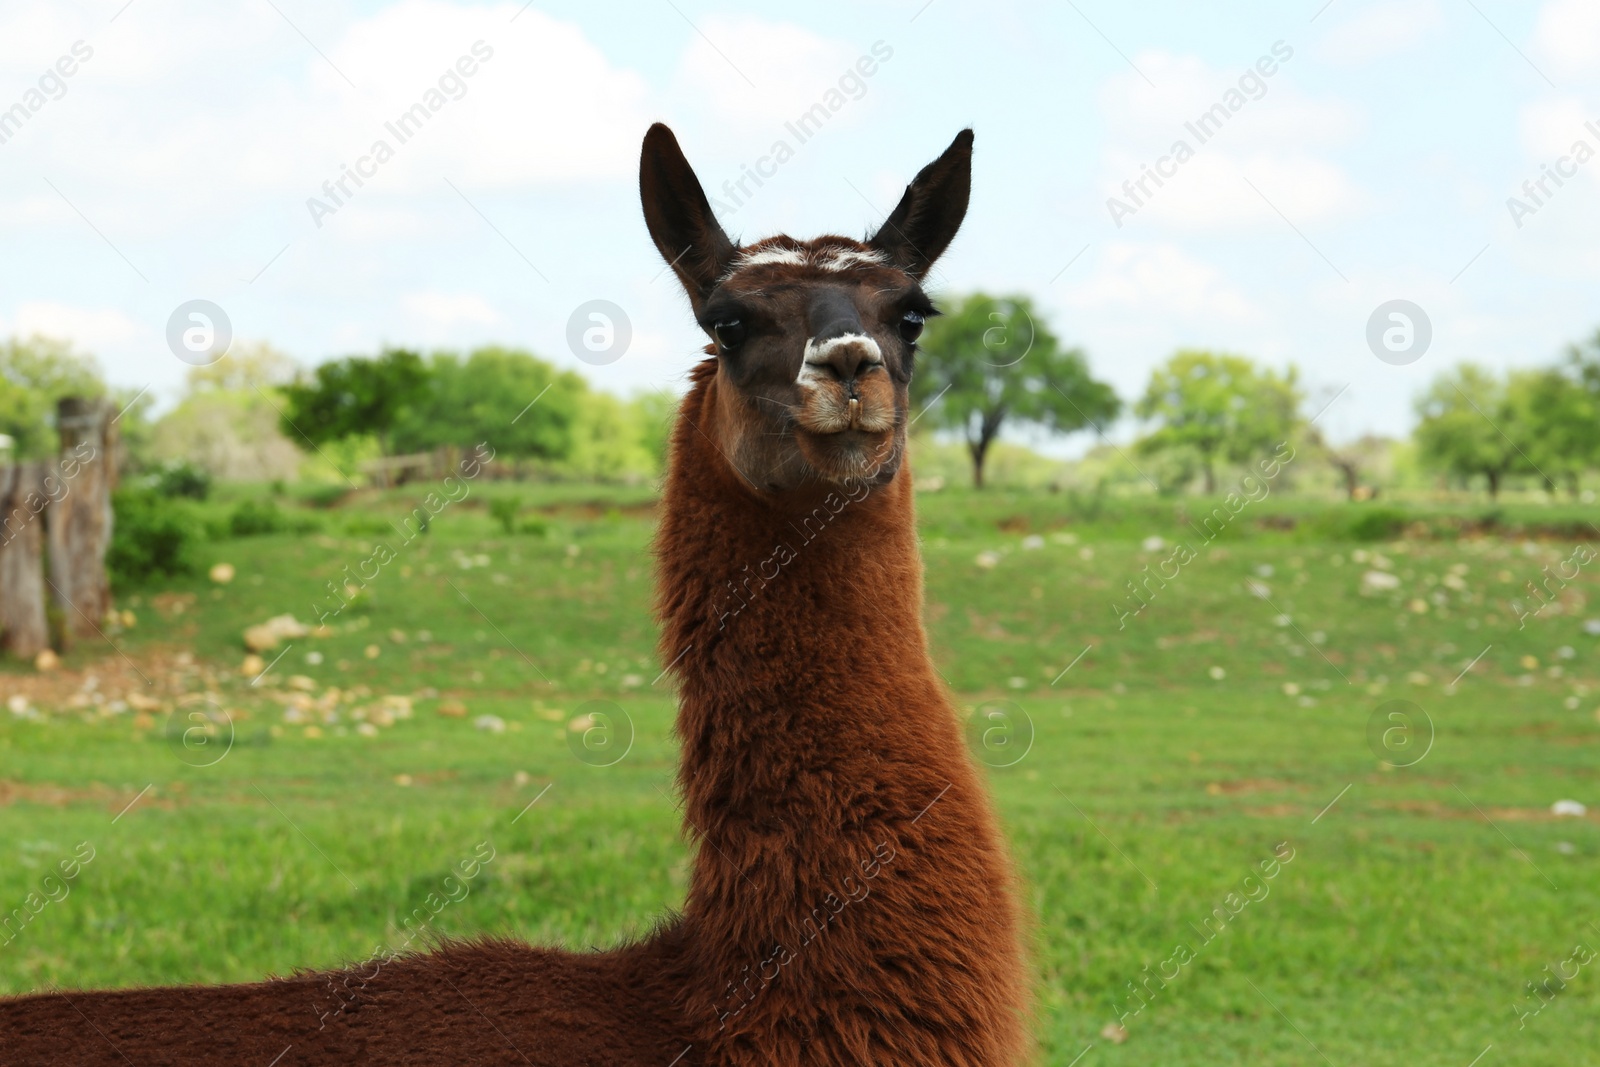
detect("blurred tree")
[1146,446,1206,497]
[1413,364,1520,498]
[0,336,104,458]
[1308,429,1393,501]
[278,348,428,457]
[1507,365,1595,497]
[187,341,297,394]
[1135,351,1302,493]
[629,390,678,476]
[392,347,585,462]
[911,293,1119,489]
[152,343,302,482]
[1560,327,1600,479]
[1571,327,1600,390]
[567,390,658,481]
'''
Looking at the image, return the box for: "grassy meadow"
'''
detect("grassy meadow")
[2,480,1598,1065]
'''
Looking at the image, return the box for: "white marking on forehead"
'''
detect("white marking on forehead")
[798,333,884,385]
[813,248,887,272]
[724,245,889,280]
[733,247,807,270]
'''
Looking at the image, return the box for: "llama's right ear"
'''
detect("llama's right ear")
[868,129,973,279]
[640,123,737,309]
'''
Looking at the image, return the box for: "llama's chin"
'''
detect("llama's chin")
[794,428,902,486]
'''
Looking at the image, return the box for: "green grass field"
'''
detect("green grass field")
[3,483,1598,1065]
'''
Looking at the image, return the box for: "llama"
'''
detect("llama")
[0,123,1030,1066]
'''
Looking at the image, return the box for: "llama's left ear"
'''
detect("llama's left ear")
[640,123,737,309]
[868,129,973,279]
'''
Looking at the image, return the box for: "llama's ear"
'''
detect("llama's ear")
[640,123,737,308]
[868,129,973,279]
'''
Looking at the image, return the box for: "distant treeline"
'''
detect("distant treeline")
[2,298,1598,499]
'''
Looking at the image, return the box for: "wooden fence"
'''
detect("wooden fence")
[0,398,119,660]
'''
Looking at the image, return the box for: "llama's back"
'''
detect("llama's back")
[0,939,686,1066]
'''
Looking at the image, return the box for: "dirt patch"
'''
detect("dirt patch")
[533,501,658,521]
[0,644,227,717]
[1372,798,1598,823]
[0,779,176,816]
[1205,778,1298,797]
[1240,803,1304,818]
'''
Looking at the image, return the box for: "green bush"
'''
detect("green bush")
[343,514,395,537]
[200,512,232,541]
[1344,506,1409,542]
[108,489,203,586]
[489,496,522,535]
[150,461,211,500]
[300,484,350,509]
[229,499,289,537]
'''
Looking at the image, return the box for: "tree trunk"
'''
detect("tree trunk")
[1339,462,1359,501]
[45,397,116,641]
[1202,458,1216,495]
[969,411,1005,491]
[0,462,50,659]
[1485,468,1500,499]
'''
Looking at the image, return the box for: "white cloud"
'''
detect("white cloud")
[0,8,99,70]
[1315,0,1442,64]
[0,1,650,228]
[1503,97,1600,241]
[402,291,500,330]
[5,302,146,351]
[1101,49,1358,148]
[1103,149,1361,231]
[671,16,863,129]
[1517,97,1599,160]
[1497,97,1600,268]
[329,1,650,189]
[1096,48,1362,231]
[1535,0,1600,80]
[1063,243,1258,322]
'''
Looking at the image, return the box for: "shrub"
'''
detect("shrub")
[108,489,202,586]
[301,484,350,509]
[1344,506,1409,543]
[343,514,395,536]
[229,499,289,537]
[1064,477,1109,521]
[151,461,211,501]
[489,496,522,535]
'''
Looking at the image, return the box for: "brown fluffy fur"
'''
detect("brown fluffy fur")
[0,126,1030,1066]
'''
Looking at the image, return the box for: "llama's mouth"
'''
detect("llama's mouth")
[795,374,897,435]
[794,427,901,484]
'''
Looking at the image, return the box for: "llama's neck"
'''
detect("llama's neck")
[654,381,946,810]
[652,373,1027,1059]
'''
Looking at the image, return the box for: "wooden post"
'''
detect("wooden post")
[0,462,50,658]
[45,397,116,639]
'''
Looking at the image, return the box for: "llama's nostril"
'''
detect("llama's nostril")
[803,356,880,386]
[801,332,884,387]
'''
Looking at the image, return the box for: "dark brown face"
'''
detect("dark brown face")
[639,123,973,496]
[694,238,935,491]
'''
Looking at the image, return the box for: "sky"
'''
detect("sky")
[1,0,1598,448]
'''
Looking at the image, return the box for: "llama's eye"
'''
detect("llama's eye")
[899,310,925,343]
[713,319,747,350]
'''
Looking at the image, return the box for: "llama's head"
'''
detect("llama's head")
[640,123,972,494]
